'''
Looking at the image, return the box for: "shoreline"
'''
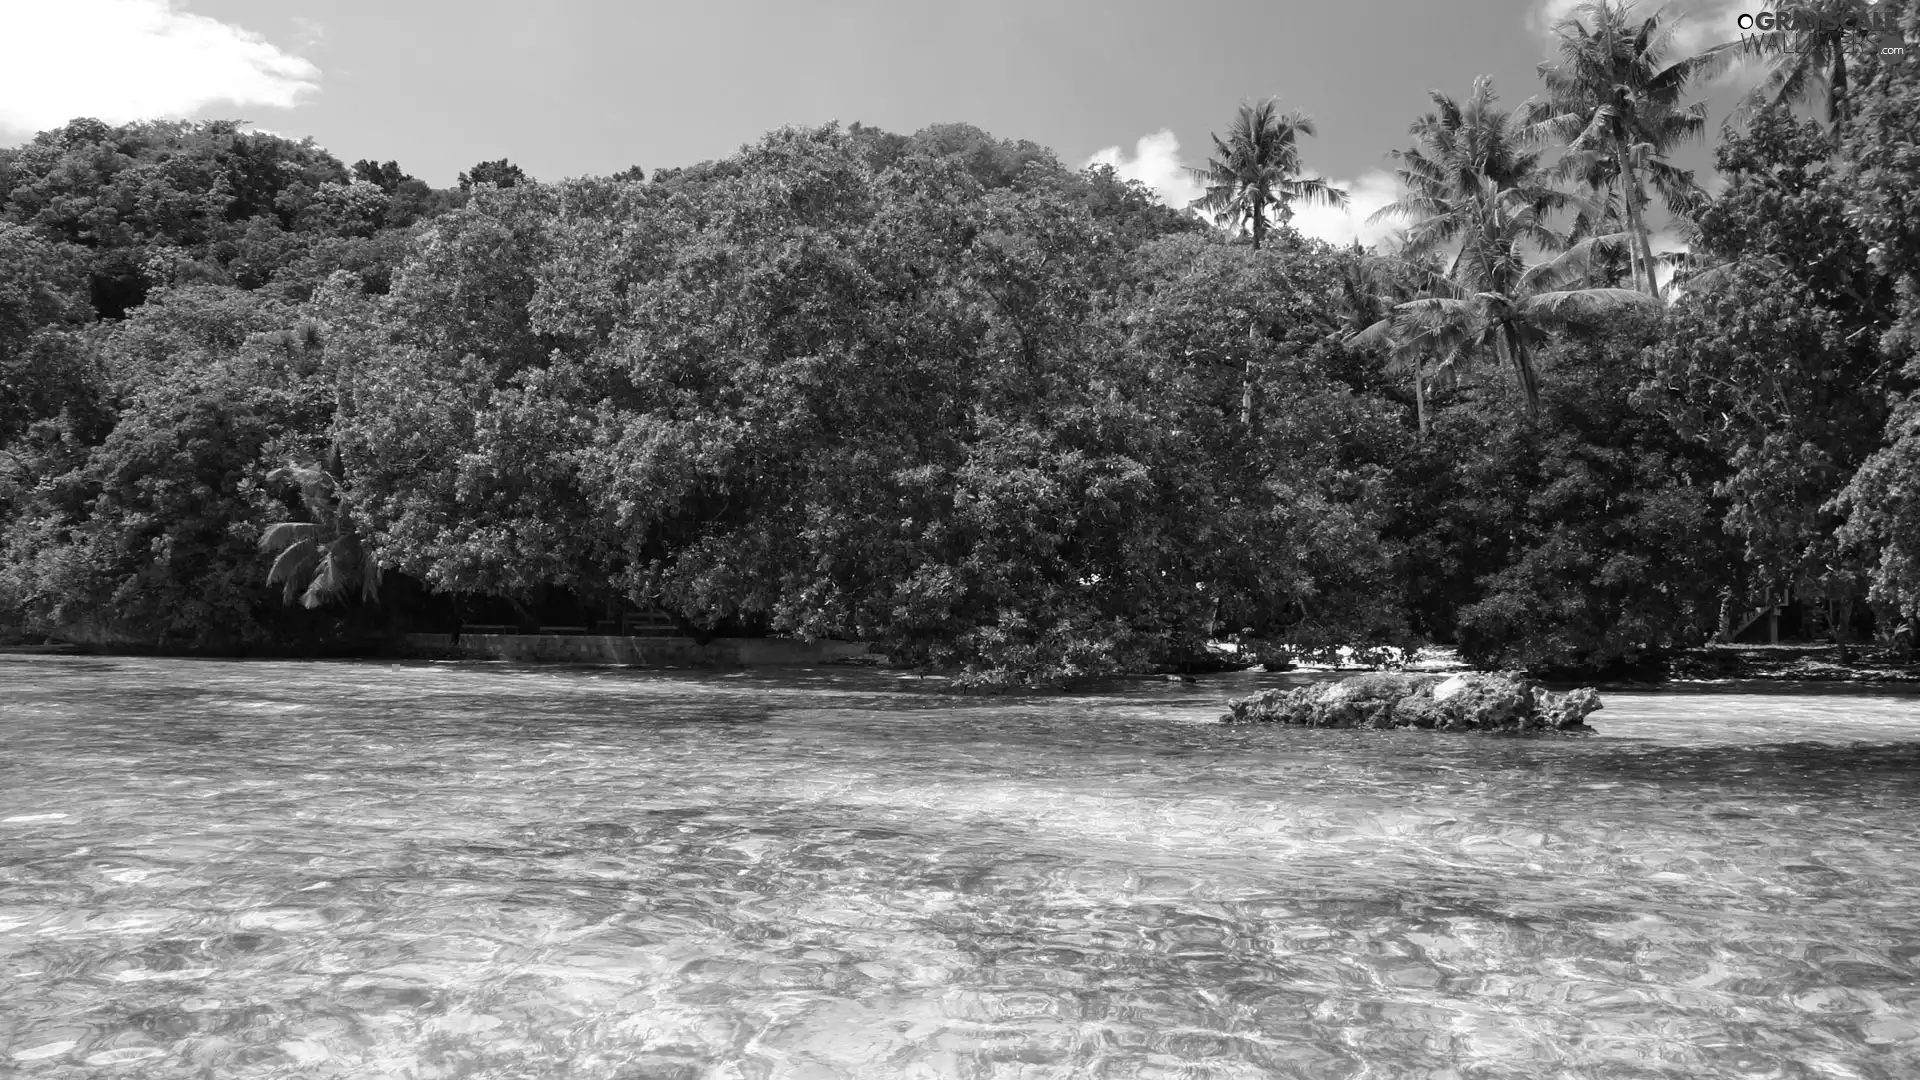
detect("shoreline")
[7,636,1919,689]
[1662,643,1920,684]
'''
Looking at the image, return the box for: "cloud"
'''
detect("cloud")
[1650,228,1691,294]
[1084,129,1207,211]
[1527,0,1585,41]
[1526,0,1770,120]
[1529,0,1756,69]
[1665,0,1752,56]
[1084,133,1408,251]
[1529,0,1748,50]
[1288,169,1407,251]
[291,16,327,51]
[0,0,320,137]
[1528,0,1743,62]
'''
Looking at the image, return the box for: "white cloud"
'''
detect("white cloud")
[1527,0,1586,41]
[1650,228,1691,294]
[1084,133,1409,251]
[0,0,320,137]
[1530,0,1761,84]
[1084,129,1207,211]
[1665,0,1751,57]
[1526,0,1773,130]
[291,16,327,51]
[1288,169,1407,251]
[1529,0,1747,51]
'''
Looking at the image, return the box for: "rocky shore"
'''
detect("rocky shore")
[1221,672,1601,733]
[1665,643,1920,683]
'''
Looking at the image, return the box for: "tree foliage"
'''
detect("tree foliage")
[1645,109,1896,627]
[1188,101,1348,250]
[1830,18,1920,625]
[4,45,1919,678]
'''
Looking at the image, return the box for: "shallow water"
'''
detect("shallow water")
[2,657,1918,1079]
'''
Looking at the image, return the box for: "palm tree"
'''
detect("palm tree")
[1369,76,1566,273]
[1187,100,1348,250]
[258,446,381,609]
[1729,0,1890,130]
[1531,0,1725,296]
[1366,180,1658,419]
[1338,251,1461,438]
[1356,70,1662,419]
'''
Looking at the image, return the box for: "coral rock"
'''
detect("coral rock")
[1220,672,1600,733]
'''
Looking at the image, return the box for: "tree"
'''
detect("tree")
[1532,0,1724,295]
[259,448,380,609]
[0,375,278,649]
[458,159,530,191]
[0,224,100,447]
[1372,180,1656,419]
[1361,77,1591,427]
[1187,100,1347,250]
[336,182,597,605]
[1557,167,1640,288]
[0,119,357,315]
[1118,232,1414,662]
[904,123,1059,190]
[1185,101,1348,427]
[1071,164,1207,251]
[1342,251,1466,438]
[350,159,410,193]
[327,125,1419,682]
[1838,3,1920,358]
[1442,319,1733,672]
[1818,9,1920,637]
[1830,388,1920,636]
[1370,76,1563,271]
[1644,109,1896,649]
[1728,0,1902,130]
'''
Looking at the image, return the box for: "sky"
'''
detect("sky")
[0,0,1773,252]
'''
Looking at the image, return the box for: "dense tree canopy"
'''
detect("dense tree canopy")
[4,1,1919,678]
[1646,109,1900,642]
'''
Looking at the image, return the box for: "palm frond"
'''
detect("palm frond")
[360,562,385,605]
[1188,99,1337,246]
[1347,317,1401,350]
[1393,296,1480,329]
[266,538,320,606]
[259,521,321,552]
[1520,286,1659,321]
[302,549,347,610]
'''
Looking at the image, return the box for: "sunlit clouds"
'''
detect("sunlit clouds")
[1650,228,1691,293]
[1528,0,1748,54]
[1084,132,1409,251]
[1528,0,1765,92]
[1084,130,1208,212]
[1289,169,1407,250]
[0,0,320,136]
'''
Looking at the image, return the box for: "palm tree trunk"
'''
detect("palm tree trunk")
[1830,50,1850,128]
[1607,176,1637,291]
[1413,358,1429,438]
[1617,137,1659,296]
[1831,592,1854,663]
[1501,324,1542,420]
[1242,320,1256,428]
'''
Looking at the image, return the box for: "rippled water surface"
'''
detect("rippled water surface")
[3,658,1920,1079]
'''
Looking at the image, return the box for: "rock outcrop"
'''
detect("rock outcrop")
[1220,672,1600,733]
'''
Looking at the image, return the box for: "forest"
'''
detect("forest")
[1,0,1917,686]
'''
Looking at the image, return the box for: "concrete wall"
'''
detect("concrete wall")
[397,633,871,667]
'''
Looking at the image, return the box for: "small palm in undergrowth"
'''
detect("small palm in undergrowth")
[258,452,381,609]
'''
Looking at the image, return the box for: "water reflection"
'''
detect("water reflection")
[1,656,1918,1078]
